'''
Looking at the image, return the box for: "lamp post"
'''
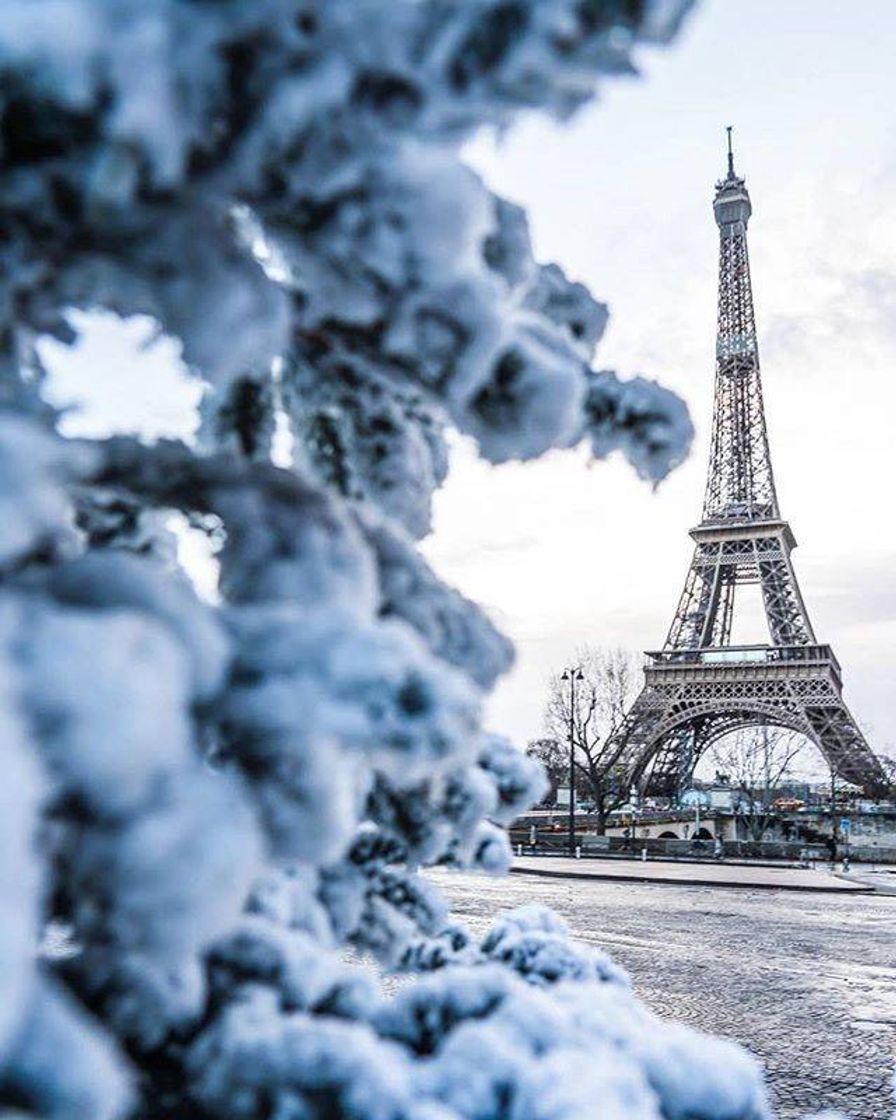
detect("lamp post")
[829,766,839,867]
[561,667,584,856]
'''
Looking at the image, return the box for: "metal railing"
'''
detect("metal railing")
[646,644,840,674]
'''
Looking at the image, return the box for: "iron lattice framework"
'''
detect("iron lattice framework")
[614,132,886,799]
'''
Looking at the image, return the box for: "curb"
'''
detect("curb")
[509,864,876,895]
[838,874,896,896]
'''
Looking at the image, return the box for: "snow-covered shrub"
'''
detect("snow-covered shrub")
[0,2,777,1118]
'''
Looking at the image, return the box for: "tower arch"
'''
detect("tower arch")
[627,706,816,796]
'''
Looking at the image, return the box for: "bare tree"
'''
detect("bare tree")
[525,738,566,805]
[876,754,896,792]
[544,647,642,834]
[705,726,806,842]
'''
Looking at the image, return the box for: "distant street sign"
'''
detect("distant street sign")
[839,818,851,833]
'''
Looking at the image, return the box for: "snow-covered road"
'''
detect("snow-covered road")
[434,870,896,1119]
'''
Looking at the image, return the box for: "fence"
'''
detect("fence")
[509,829,896,864]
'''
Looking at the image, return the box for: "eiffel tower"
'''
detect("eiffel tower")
[617,130,886,799]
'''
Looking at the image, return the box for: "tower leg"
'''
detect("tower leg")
[804,702,886,797]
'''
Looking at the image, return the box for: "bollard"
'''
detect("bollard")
[575,845,581,860]
[517,843,522,857]
[641,847,647,862]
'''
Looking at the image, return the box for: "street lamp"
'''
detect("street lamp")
[561,667,584,856]
[829,766,839,866]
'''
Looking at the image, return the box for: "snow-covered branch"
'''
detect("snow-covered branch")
[0,4,788,1119]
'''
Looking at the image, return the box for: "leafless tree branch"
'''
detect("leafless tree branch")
[542,646,642,832]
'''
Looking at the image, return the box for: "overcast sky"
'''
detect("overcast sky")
[41,1,896,761]
[422,0,896,754]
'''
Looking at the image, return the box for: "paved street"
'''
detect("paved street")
[435,871,896,1119]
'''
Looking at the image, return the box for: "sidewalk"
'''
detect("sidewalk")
[510,855,873,893]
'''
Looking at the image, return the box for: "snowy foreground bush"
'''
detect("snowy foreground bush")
[0,3,785,1118]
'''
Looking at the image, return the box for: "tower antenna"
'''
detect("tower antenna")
[726,125,735,177]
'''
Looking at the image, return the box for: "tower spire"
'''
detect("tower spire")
[705,137,774,523]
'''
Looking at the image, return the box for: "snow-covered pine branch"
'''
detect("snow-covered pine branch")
[0,3,777,1119]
